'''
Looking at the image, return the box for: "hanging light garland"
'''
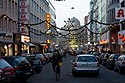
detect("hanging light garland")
[1,14,125,39]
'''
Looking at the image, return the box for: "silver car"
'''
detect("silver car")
[114,55,125,74]
[71,54,100,76]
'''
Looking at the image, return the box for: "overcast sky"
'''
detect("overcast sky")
[51,0,91,27]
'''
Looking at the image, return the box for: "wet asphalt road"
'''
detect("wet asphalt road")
[27,55,125,83]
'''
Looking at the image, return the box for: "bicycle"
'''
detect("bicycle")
[55,65,60,81]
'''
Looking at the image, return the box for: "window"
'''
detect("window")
[118,57,122,61]
[12,1,14,13]
[8,20,11,31]
[4,18,7,31]
[4,0,7,10]
[11,22,14,32]
[0,18,3,30]
[121,1,124,7]
[0,59,12,68]
[0,0,3,8]
[15,3,17,15]
[77,56,97,62]
[8,0,11,11]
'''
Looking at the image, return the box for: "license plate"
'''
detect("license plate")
[25,72,30,75]
[5,71,11,75]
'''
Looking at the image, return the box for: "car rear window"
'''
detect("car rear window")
[15,57,29,65]
[77,56,97,62]
[0,59,12,68]
[113,55,119,59]
[36,54,44,58]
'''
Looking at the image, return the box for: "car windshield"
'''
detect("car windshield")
[15,57,29,65]
[114,55,119,59]
[0,59,12,68]
[77,56,97,62]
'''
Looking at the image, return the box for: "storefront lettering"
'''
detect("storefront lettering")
[19,0,28,34]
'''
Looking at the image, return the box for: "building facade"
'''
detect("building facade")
[0,0,56,56]
[118,0,125,54]
[106,0,120,53]
[0,0,18,56]
[88,0,120,53]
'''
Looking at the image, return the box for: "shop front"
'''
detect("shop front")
[0,33,13,56]
[21,35,30,56]
[110,33,119,54]
[99,39,110,53]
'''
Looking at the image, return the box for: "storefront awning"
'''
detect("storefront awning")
[29,43,36,46]
[40,43,47,46]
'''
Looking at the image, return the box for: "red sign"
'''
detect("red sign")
[115,8,125,19]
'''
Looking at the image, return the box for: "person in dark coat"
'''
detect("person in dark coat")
[51,50,62,72]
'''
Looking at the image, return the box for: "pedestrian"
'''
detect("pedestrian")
[51,50,62,72]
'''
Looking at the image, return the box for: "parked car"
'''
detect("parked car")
[92,52,101,61]
[0,69,4,82]
[102,53,111,66]
[106,54,120,69]
[35,54,47,65]
[0,56,33,82]
[23,55,43,74]
[0,58,15,83]
[71,54,100,76]
[114,55,125,74]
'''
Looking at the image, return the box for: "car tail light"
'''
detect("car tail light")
[122,61,125,64]
[14,66,22,71]
[0,70,3,78]
[3,68,15,76]
[73,63,77,67]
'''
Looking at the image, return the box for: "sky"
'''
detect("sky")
[51,0,91,27]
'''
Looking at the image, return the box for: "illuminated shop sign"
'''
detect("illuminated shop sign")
[115,7,125,19]
[21,35,29,43]
[100,39,108,44]
[19,0,28,35]
[118,30,125,44]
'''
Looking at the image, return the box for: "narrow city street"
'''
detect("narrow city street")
[27,56,125,83]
